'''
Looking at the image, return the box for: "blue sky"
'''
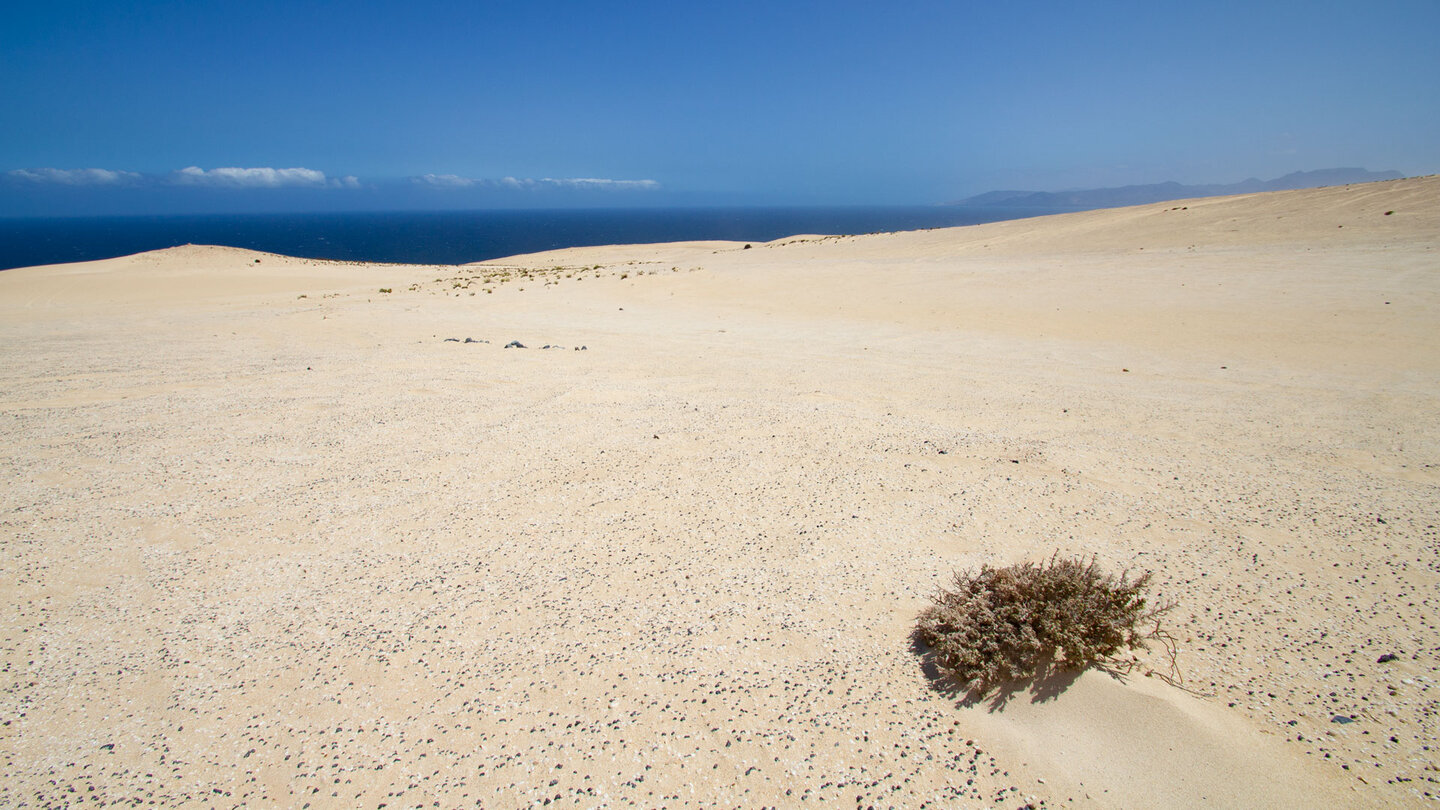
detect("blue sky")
[2,0,1437,215]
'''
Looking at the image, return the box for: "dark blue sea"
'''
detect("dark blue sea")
[0,206,1065,272]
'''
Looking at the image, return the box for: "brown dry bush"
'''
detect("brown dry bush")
[916,554,1170,692]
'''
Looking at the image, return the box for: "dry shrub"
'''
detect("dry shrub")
[916,554,1169,692]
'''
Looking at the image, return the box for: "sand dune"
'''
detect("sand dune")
[2,177,1437,807]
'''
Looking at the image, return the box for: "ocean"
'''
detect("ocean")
[0,206,1067,272]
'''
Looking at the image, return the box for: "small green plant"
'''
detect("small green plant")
[916,554,1171,692]
[379,288,392,293]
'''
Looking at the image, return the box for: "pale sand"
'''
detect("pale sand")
[2,177,1437,807]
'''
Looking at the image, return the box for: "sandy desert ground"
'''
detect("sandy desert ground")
[2,176,1438,807]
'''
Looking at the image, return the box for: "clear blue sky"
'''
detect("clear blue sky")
[3,0,1437,215]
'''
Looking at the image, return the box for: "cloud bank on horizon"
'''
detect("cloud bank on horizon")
[0,165,666,215]
[6,166,356,189]
[7,168,146,186]
[7,167,658,192]
[171,166,359,189]
[414,174,660,191]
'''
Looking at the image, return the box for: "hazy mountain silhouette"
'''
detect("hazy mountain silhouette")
[951,168,1404,209]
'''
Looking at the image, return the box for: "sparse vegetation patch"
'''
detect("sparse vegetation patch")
[916,554,1171,692]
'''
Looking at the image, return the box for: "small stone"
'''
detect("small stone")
[1377,653,1399,664]
[504,340,526,349]
[1331,715,1355,724]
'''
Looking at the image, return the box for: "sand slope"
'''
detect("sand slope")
[2,177,1437,807]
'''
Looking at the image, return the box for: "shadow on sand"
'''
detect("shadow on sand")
[909,629,1128,712]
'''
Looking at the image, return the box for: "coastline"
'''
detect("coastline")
[0,204,1078,272]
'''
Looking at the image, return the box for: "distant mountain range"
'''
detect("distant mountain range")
[949,168,1404,209]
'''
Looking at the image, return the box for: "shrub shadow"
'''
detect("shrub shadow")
[910,629,1123,712]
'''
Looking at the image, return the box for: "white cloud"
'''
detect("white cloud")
[415,173,479,188]
[7,166,661,193]
[542,177,660,190]
[7,167,143,185]
[170,166,333,188]
[417,174,660,191]
[5,165,364,193]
